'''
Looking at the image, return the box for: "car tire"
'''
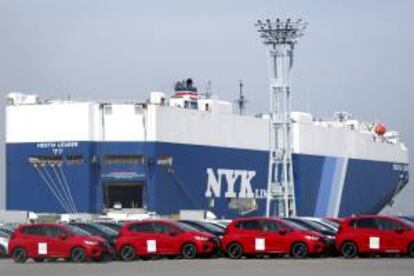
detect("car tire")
[226,242,243,259]
[340,241,359,258]
[290,242,309,258]
[33,257,45,263]
[0,245,6,258]
[70,247,87,263]
[12,247,28,263]
[181,243,197,259]
[407,242,414,258]
[120,245,136,262]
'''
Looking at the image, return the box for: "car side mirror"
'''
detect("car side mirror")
[168,230,178,237]
[278,229,287,235]
[395,228,405,234]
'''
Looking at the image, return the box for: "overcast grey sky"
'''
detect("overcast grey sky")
[0,0,413,213]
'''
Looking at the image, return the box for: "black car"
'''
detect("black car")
[68,222,118,248]
[178,220,224,238]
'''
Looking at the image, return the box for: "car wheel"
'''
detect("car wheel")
[407,243,414,257]
[227,242,243,259]
[290,242,309,258]
[340,241,359,258]
[33,257,45,263]
[0,245,6,258]
[181,243,197,259]
[120,245,136,262]
[70,247,87,263]
[12,247,28,263]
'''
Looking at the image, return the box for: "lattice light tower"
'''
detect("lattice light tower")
[255,18,307,218]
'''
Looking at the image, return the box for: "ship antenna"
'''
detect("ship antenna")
[237,80,248,115]
[256,18,307,218]
[205,80,212,99]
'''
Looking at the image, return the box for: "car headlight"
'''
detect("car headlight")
[84,240,99,246]
[195,236,209,241]
[305,235,320,241]
[326,235,335,240]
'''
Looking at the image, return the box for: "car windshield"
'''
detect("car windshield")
[302,220,332,232]
[0,227,12,235]
[175,222,200,232]
[322,219,340,229]
[0,230,9,238]
[218,221,231,227]
[208,222,226,230]
[284,220,308,231]
[195,221,224,233]
[99,222,121,231]
[90,223,118,236]
[67,225,93,236]
[399,217,414,228]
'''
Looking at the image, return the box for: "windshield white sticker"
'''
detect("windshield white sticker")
[369,237,380,249]
[147,240,157,253]
[255,238,265,251]
[38,243,47,255]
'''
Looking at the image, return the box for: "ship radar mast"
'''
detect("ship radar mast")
[236,80,248,115]
[255,18,307,218]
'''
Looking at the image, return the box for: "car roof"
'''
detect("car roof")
[342,215,398,222]
[21,223,65,227]
[231,217,282,222]
[123,219,172,226]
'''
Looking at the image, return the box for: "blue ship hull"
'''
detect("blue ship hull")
[6,141,409,218]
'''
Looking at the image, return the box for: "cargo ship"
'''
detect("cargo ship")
[4,18,409,218]
[5,83,409,218]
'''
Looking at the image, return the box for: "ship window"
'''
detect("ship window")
[66,155,84,165]
[104,104,112,115]
[184,101,198,109]
[156,155,173,166]
[103,154,144,165]
[205,103,209,111]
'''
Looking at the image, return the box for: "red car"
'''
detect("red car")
[336,215,414,258]
[115,219,219,261]
[221,217,328,259]
[8,223,110,263]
